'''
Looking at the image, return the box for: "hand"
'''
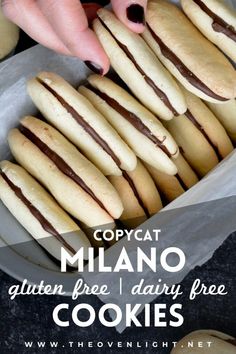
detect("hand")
[2,0,147,74]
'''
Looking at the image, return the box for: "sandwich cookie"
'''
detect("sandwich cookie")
[207,99,236,143]
[171,330,236,354]
[0,7,19,60]
[8,116,124,229]
[108,159,163,228]
[165,88,234,177]
[146,154,199,203]
[181,0,236,63]
[93,8,187,120]
[0,161,91,261]
[27,72,137,177]
[143,0,236,103]
[79,74,179,176]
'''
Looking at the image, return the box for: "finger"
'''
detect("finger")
[1,0,71,55]
[83,3,102,24]
[37,0,110,74]
[111,0,147,33]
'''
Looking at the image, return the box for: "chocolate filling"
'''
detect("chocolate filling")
[37,79,121,168]
[193,0,236,42]
[19,125,111,215]
[122,171,150,218]
[86,83,174,158]
[1,171,76,255]
[227,339,236,346]
[184,109,221,160]
[146,23,228,102]
[212,335,236,346]
[98,18,178,115]
[175,174,188,191]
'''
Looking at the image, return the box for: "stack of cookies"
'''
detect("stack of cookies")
[1,0,236,262]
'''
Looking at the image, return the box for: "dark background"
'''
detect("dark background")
[1,234,235,353]
[2,1,236,353]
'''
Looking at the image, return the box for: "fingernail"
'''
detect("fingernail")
[126,4,145,24]
[84,61,103,75]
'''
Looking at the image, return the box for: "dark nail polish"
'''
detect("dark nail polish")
[126,4,145,24]
[84,61,103,75]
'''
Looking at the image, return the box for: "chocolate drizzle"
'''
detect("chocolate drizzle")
[193,0,236,42]
[98,18,178,115]
[19,125,110,215]
[37,79,121,168]
[122,171,150,218]
[184,109,221,160]
[1,171,76,255]
[86,83,174,158]
[146,23,228,102]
